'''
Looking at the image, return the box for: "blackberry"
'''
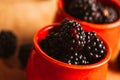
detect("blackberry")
[18,43,33,69]
[65,0,118,24]
[0,30,17,58]
[40,19,107,65]
[84,32,106,63]
[40,32,63,59]
[60,19,86,50]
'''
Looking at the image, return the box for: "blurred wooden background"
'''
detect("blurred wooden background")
[0,0,57,80]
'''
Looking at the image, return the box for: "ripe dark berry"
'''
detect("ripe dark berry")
[40,19,107,65]
[0,30,17,58]
[84,32,106,63]
[60,19,86,50]
[65,0,118,24]
[18,43,33,69]
[40,32,63,59]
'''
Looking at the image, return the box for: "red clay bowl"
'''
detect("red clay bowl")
[26,23,111,80]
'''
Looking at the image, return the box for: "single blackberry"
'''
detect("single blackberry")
[60,19,86,50]
[40,19,107,65]
[0,30,17,58]
[84,32,106,63]
[40,32,64,60]
[65,0,118,24]
[18,43,33,69]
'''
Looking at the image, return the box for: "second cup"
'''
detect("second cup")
[54,0,120,62]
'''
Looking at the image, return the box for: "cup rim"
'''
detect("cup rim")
[58,0,120,30]
[33,23,111,70]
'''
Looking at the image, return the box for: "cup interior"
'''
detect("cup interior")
[58,0,120,29]
[33,24,111,69]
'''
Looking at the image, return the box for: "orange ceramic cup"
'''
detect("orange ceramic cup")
[54,0,120,62]
[26,24,111,80]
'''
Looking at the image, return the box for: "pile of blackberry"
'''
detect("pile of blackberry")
[40,19,107,65]
[65,0,118,24]
[0,30,17,58]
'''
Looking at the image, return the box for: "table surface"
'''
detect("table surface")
[0,0,120,80]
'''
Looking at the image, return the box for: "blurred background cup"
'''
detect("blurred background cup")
[26,24,111,80]
[54,0,120,62]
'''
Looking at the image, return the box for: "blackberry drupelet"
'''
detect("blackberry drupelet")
[40,19,107,65]
[0,30,17,58]
[18,43,33,69]
[65,0,118,24]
